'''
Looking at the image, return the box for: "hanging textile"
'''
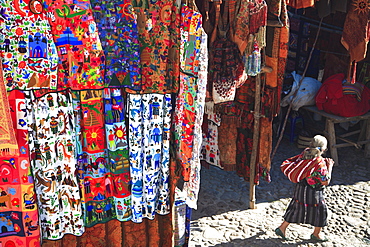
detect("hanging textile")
[90,0,142,90]
[233,0,250,54]
[26,90,84,240]
[103,88,132,221]
[341,0,370,83]
[132,0,175,94]
[218,114,238,171]
[0,60,18,154]
[77,90,117,227]
[265,26,289,116]
[0,0,59,91]
[182,27,208,209]
[128,93,172,223]
[200,111,222,168]
[43,0,105,90]
[0,90,40,247]
[248,0,267,35]
[67,91,107,245]
[256,117,272,182]
[287,0,317,9]
[236,112,254,180]
[173,200,187,246]
[174,4,203,183]
[166,0,182,93]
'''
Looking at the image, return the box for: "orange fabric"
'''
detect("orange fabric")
[276,26,289,115]
[218,115,238,169]
[341,0,370,62]
[265,56,278,87]
[257,117,272,171]
[287,0,317,9]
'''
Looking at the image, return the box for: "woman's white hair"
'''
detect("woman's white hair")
[310,135,328,151]
[302,135,328,160]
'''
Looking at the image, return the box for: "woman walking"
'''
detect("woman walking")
[276,135,334,242]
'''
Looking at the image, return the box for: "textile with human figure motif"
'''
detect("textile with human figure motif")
[103,88,132,221]
[173,6,203,182]
[182,28,208,209]
[91,0,141,90]
[43,0,105,90]
[0,90,40,247]
[26,90,84,240]
[78,90,116,227]
[128,93,172,223]
[0,0,59,91]
[180,5,202,75]
[200,113,221,168]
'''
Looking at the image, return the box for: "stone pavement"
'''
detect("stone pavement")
[189,138,370,247]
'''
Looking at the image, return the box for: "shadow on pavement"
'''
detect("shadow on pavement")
[208,232,317,247]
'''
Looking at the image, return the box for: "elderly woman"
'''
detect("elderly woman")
[275,135,334,242]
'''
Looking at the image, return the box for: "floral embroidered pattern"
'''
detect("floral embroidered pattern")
[91,0,141,90]
[0,0,59,91]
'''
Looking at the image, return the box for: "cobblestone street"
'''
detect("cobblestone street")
[189,138,370,247]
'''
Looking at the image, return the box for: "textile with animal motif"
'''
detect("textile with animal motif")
[0,0,59,91]
[128,93,172,223]
[26,90,84,240]
[0,90,40,247]
[43,0,105,90]
[90,0,142,90]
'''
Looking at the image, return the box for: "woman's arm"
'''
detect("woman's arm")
[321,158,334,186]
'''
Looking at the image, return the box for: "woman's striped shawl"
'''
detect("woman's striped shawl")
[280,153,324,183]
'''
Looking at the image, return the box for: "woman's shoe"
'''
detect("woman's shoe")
[275,228,291,241]
[310,234,329,242]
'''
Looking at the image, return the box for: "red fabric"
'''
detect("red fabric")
[316,73,370,117]
[281,153,323,183]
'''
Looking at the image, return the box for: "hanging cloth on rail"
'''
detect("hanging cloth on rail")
[128,93,172,223]
[0,0,59,91]
[43,0,105,90]
[26,90,84,240]
[132,0,175,93]
[0,90,40,247]
[341,0,370,83]
[90,0,142,90]
[181,22,208,209]
[287,0,317,9]
[210,0,245,104]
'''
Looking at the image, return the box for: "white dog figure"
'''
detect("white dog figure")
[281,71,322,111]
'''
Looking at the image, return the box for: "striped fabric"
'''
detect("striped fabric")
[280,153,323,183]
[284,181,328,227]
[342,83,364,102]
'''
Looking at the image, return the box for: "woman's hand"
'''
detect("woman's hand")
[322,158,334,186]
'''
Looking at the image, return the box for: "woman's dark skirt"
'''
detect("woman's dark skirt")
[283,180,328,227]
